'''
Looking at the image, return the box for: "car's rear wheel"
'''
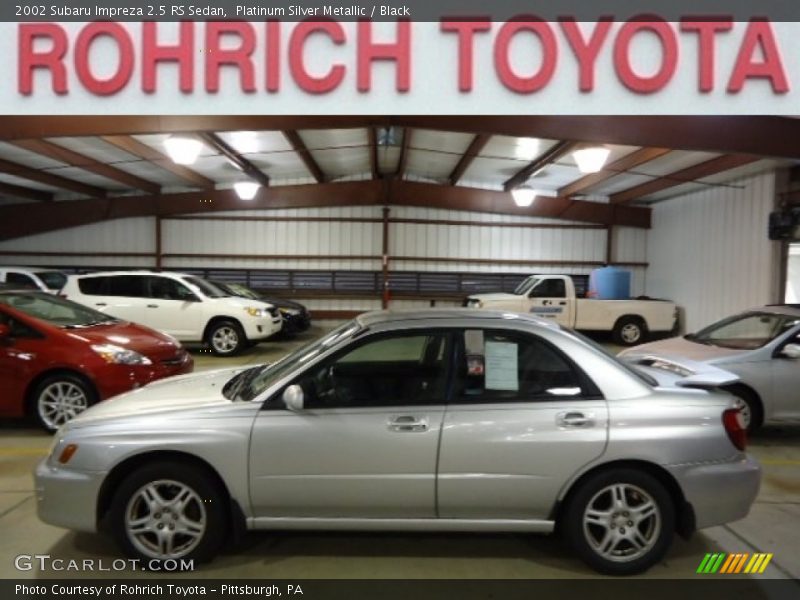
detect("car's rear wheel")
[110,462,226,565]
[562,468,675,575]
[727,386,762,433]
[206,320,246,357]
[31,374,96,433]
[613,316,647,346]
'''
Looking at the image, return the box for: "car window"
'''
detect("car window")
[693,312,800,350]
[184,277,228,298]
[147,276,195,301]
[5,272,38,289]
[77,276,108,295]
[0,292,116,328]
[454,329,599,402]
[529,278,566,298]
[106,276,147,298]
[35,271,67,291]
[292,332,451,409]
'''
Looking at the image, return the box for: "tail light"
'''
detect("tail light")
[723,408,747,451]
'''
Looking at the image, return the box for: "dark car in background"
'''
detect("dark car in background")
[212,281,312,336]
[0,288,193,432]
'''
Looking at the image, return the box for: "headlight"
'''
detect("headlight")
[245,307,265,317]
[91,344,152,365]
[280,308,300,316]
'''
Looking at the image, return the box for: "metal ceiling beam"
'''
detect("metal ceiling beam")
[558,147,672,198]
[395,128,411,179]
[4,116,799,159]
[0,157,105,198]
[449,133,491,186]
[198,132,271,187]
[0,181,53,202]
[0,180,650,241]
[101,135,216,190]
[503,141,580,192]
[610,155,762,204]
[282,130,325,184]
[368,127,379,180]
[11,139,161,194]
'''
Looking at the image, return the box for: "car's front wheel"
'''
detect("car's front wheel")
[110,462,226,565]
[206,320,246,357]
[562,468,675,575]
[31,373,97,433]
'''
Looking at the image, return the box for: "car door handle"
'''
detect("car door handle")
[146,304,159,308]
[556,411,595,428]
[388,415,428,433]
[94,303,106,307]
[558,301,567,305]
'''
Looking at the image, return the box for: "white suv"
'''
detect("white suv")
[0,267,67,294]
[62,271,282,356]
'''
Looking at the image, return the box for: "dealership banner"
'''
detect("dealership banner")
[4,0,800,114]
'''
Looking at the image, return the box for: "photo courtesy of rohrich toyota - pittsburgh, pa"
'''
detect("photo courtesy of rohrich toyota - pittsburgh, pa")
[0,1,798,599]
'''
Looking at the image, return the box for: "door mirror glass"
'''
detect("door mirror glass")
[283,384,305,411]
[779,343,800,359]
[0,323,10,338]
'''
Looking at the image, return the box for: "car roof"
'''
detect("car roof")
[70,270,192,279]
[0,266,61,274]
[751,305,800,317]
[355,309,561,330]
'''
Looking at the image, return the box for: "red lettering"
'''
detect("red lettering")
[728,20,789,94]
[680,19,733,93]
[288,20,346,94]
[18,24,68,95]
[266,20,280,93]
[440,20,491,92]
[142,22,194,94]
[357,21,411,92]
[614,19,678,94]
[494,18,557,94]
[74,23,134,96]
[560,18,613,92]
[205,22,256,93]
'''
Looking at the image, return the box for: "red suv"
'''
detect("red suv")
[0,288,194,432]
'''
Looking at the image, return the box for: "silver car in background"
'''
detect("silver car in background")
[621,305,800,431]
[36,310,760,575]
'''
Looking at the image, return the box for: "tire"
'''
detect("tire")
[727,386,762,433]
[562,468,675,575]
[206,320,246,357]
[30,373,97,433]
[613,316,647,346]
[110,461,227,565]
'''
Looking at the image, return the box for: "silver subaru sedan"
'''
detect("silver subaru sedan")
[36,310,760,575]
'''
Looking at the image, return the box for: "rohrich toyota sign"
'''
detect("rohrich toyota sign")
[8,19,800,113]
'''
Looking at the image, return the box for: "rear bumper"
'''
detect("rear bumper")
[668,454,761,530]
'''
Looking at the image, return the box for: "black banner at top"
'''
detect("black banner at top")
[7,0,800,22]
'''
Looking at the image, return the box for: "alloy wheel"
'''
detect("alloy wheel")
[620,324,642,344]
[211,326,239,354]
[37,381,89,430]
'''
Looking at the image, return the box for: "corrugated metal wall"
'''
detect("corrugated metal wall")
[646,171,781,332]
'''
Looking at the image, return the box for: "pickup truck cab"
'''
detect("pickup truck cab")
[465,274,677,345]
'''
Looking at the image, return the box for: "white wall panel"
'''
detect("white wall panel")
[645,171,780,332]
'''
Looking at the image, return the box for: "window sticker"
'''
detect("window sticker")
[485,341,519,391]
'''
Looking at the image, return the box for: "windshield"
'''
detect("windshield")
[184,277,229,298]
[35,271,67,291]
[227,283,261,300]
[223,320,363,402]
[691,311,800,350]
[513,276,540,296]
[0,291,119,328]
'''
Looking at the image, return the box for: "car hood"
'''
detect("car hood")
[262,297,306,312]
[63,322,183,360]
[208,296,275,310]
[68,367,243,426]
[619,335,747,363]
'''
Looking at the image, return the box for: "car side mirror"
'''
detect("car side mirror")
[283,385,304,411]
[779,343,800,359]
[0,323,10,339]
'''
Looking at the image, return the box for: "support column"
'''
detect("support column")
[155,216,163,269]
[382,207,390,309]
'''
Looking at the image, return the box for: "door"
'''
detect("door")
[0,310,44,417]
[82,275,150,324]
[527,278,574,327]
[437,328,608,520]
[142,276,205,340]
[771,327,800,419]
[249,330,452,520]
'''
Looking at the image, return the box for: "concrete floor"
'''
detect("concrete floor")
[1,327,799,581]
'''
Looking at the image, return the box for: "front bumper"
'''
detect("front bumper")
[242,315,283,341]
[282,312,311,334]
[668,454,761,530]
[95,351,194,400]
[35,459,105,533]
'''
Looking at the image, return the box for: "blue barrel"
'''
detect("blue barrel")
[589,267,631,300]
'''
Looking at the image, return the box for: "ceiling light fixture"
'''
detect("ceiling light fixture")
[573,146,611,174]
[234,181,261,200]
[511,185,538,208]
[163,136,204,165]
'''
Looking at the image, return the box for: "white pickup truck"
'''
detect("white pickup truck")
[465,274,678,346]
